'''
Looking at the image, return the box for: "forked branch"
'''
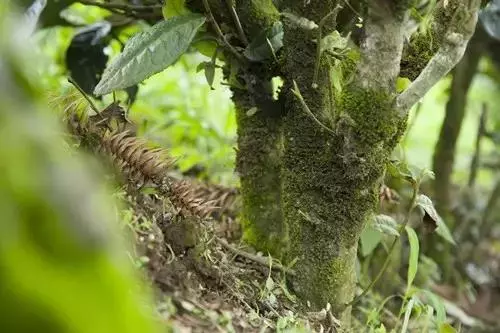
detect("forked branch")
[397,0,481,113]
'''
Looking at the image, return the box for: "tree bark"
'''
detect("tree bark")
[432,28,486,212]
[233,78,286,257]
[280,1,407,320]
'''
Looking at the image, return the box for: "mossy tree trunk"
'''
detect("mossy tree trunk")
[233,77,286,256]
[280,2,407,319]
[190,0,480,323]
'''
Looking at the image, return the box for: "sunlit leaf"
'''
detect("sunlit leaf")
[162,0,190,18]
[439,323,457,333]
[243,21,283,62]
[406,226,419,292]
[94,14,206,95]
[396,77,412,93]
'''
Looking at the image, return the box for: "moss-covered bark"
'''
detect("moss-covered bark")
[279,2,408,321]
[233,78,286,257]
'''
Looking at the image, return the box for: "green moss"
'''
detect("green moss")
[339,88,400,146]
[400,31,439,81]
[236,0,280,39]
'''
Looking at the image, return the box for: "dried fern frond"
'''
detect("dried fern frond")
[100,130,175,184]
[171,180,220,219]
[188,182,240,218]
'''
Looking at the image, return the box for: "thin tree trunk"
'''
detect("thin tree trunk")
[280,2,407,320]
[233,78,286,257]
[432,28,485,213]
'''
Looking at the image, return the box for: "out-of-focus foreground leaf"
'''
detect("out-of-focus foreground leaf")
[0,5,160,333]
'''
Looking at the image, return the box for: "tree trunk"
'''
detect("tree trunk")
[280,2,407,319]
[233,78,286,257]
[432,28,485,212]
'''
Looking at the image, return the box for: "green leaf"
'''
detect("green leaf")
[94,14,206,95]
[321,30,349,52]
[436,217,456,245]
[401,297,416,333]
[396,77,412,93]
[406,226,419,292]
[416,194,456,245]
[162,0,190,18]
[423,290,446,326]
[243,21,284,62]
[265,276,275,291]
[192,38,219,59]
[374,214,400,237]
[417,194,440,223]
[439,323,457,333]
[330,60,343,93]
[360,225,383,257]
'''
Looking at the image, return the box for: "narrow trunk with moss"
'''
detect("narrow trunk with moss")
[280,2,407,320]
[233,80,286,257]
[432,28,485,212]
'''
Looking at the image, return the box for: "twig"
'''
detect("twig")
[67,77,100,114]
[312,5,342,89]
[215,237,296,276]
[224,0,248,45]
[77,0,161,12]
[202,0,244,62]
[346,182,419,308]
[291,80,335,134]
[468,103,488,188]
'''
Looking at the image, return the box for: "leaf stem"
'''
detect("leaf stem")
[291,81,335,134]
[224,0,248,45]
[312,5,342,89]
[202,0,244,62]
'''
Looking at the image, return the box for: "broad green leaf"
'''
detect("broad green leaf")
[197,62,216,89]
[401,297,416,333]
[162,0,190,18]
[405,226,419,292]
[436,217,456,245]
[321,30,349,52]
[396,77,411,93]
[439,323,457,333]
[244,21,283,61]
[374,214,400,237]
[94,14,206,95]
[192,38,219,59]
[360,225,383,257]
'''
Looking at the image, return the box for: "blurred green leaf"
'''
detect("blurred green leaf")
[406,226,419,292]
[360,225,383,257]
[373,214,400,237]
[162,0,190,18]
[439,323,457,333]
[94,14,206,95]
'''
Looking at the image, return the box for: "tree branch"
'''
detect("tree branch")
[396,0,481,113]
